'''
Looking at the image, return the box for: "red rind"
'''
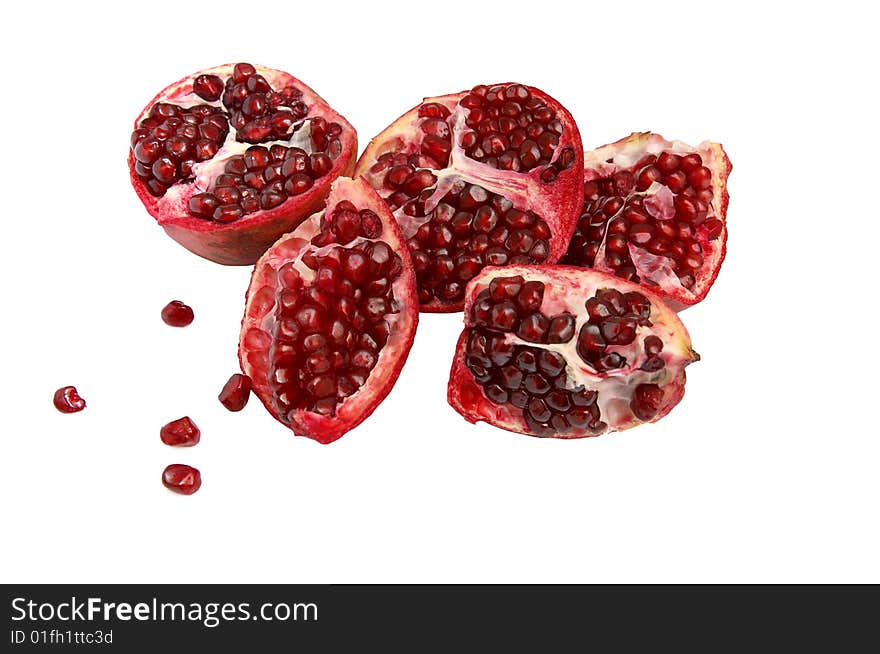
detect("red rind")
[238,177,419,443]
[129,64,357,265]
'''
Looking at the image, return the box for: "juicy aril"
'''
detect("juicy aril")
[355,83,584,312]
[239,177,418,444]
[129,63,357,265]
[448,266,698,438]
[563,132,731,309]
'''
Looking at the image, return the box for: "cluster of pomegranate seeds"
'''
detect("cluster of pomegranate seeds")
[564,150,720,290]
[219,63,309,144]
[187,126,341,223]
[53,386,86,413]
[383,173,552,305]
[160,416,201,446]
[218,373,252,412]
[131,103,229,197]
[161,300,194,327]
[267,201,404,420]
[162,464,201,495]
[464,276,606,437]
[576,288,653,372]
[459,84,568,175]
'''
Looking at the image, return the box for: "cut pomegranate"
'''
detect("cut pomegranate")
[218,373,252,412]
[448,266,698,438]
[129,63,357,265]
[160,416,201,446]
[53,386,86,413]
[161,300,194,327]
[355,83,583,311]
[239,177,419,443]
[562,132,731,309]
[162,464,202,495]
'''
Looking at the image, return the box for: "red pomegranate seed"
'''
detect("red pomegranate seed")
[53,386,86,413]
[193,74,223,101]
[161,300,194,327]
[160,416,201,446]
[218,374,252,411]
[162,464,202,495]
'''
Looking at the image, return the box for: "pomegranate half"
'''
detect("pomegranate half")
[239,177,418,443]
[562,132,731,309]
[448,265,698,438]
[129,63,357,265]
[355,83,584,312]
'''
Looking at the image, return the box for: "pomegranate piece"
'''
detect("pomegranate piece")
[160,416,201,446]
[239,177,419,443]
[162,464,202,495]
[448,266,699,438]
[161,300,194,327]
[562,132,732,309]
[53,386,86,413]
[129,63,358,265]
[218,373,252,411]
[355,83,584,312]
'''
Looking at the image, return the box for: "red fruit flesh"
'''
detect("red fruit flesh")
[162,464,201,495]
[219,373,252,411]
[130,63,357,265]
[161,300,194,326]
[239,177,419,443]
[53,386,86,413]
[355,83,583,312]
[448,266,698,438]
[562,132,731,309]
[160,416,201,446]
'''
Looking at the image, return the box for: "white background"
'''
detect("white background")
[1,1,877,583]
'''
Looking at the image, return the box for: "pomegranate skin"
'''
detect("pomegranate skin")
[129,64,357,265]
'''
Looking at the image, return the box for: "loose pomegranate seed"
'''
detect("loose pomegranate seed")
[162,464,201,495]
[53,386,86,413]
[160,417,201,446]
[161,300,194,327]
[218,374,252,412]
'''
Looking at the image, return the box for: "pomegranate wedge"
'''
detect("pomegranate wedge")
[356,83,583,312]
[563,132,731,309]
[448,266,698,438]
[239,177,418,443]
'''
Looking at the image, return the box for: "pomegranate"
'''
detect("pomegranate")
[129,63,357,265]
[162,464,202,495]
[218,374,252,412]
[355,83,583,312]
[53,386,86,413]
[161,300,194,327]
[238,177,419,443]
[160,416,201,446]
[448,266,698,438]
[562,132,731,309]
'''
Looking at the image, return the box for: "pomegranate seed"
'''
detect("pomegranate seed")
[219,374,252,411]
[160,416,200,446]
[53,386,86,413]
[161,300,194,327]
[193,74,223,101]
[162,464,201,495]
